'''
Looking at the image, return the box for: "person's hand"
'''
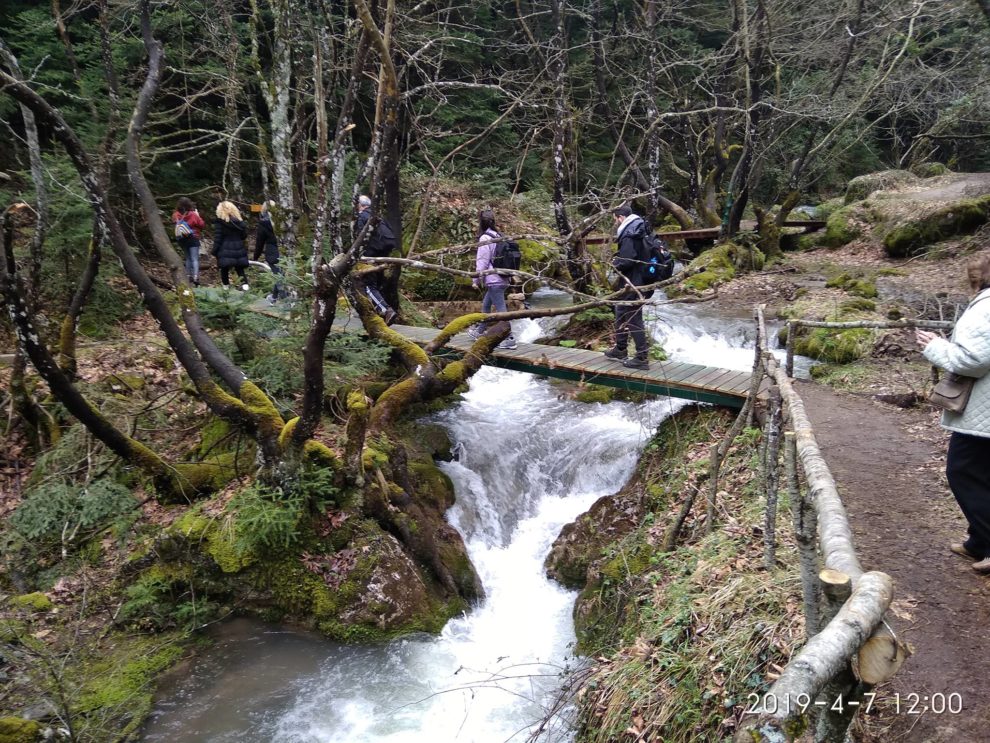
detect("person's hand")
[916,329,937,350]
[472,281,480,291]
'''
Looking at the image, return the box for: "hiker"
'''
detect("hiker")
[469,209,517,349]
[355,194,398,324]
[212,200,250,291]
[603,205,651,369]
[916,251,990,573]
[253,200,284,305]
[172,197,205,286]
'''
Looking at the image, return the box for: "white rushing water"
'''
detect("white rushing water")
[142,294,802,743]
[269,367,683,742]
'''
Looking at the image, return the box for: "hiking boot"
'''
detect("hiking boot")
[951,542,977,560]
[240,283,250,292]
[467,325,484,339]
[266,294,277,306]
[623,357,649,370]
[603,347,626,360]
[973,557,990,574]
[497,337,518,350]
[384,309,399,326]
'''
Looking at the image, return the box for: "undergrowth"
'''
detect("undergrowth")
[571,410,803,743]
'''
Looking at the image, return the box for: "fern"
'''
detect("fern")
[10,479,137,543]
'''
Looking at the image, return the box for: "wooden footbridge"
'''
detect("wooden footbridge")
[331,314,760,408]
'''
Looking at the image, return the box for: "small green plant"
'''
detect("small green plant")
[9,479,137,546]
[559,339,578,348]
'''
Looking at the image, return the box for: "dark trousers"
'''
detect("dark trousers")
[614,304,649,359]
[947,432,990,558]
[220,266,247,286]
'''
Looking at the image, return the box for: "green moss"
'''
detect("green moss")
[0,718,43,743]
[172,507,256,573]
[839,298,877,313]
[409,461,455,509]
[171,447,253,498]
[910,162,950,178]
[198,417,234,457]
[575,387,613,404]
[883,195,990,258]
[822,206,861,247]
[8,592,53,612]
[845,169,917,203]
[239,380,286,436]
[102,373,146,394]
[678,240,765,295]
[816,197,845,219]
[75,634,185,737]
[794,327,873,363]
[825,272,877,298]
[517,238,553,270]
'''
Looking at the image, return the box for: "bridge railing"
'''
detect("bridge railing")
[733,307,915,742]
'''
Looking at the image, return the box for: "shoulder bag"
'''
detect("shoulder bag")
[929,372,976,414]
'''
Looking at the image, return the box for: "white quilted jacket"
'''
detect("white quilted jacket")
[923,287,990,438]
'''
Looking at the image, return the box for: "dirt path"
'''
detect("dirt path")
[797,381,990,742]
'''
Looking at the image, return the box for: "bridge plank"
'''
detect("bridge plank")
[325,315,754,407]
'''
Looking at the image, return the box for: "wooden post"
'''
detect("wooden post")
[706,442,720,535]
[734,572,894,743]
[764,384,782,569]
[787,431,821,637]
[785,320,796,378]
[747,316,763,428]
[814,569,858,743]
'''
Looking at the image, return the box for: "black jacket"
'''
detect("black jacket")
[612,217,647,288]
[212,218,249,268]
[253,217,279,264]
[355,208,397,257]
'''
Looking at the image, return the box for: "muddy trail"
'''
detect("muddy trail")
[797,381,990,742]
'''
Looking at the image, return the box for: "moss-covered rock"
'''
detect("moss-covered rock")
[7,593,53,612]
[825,272,877,298]
[100,373,146,394]
[574,387,614,404]
[844,169,918,204]
[816,197,845,220]
[910,162,951,178]
[821,206,862,247]
[674,241,764,295]
[171,506,257,574]
[883,195,990,258]
[0,718,43,743]
[73,634,185,738]
[545,492,648,588]
[793,327,873,364]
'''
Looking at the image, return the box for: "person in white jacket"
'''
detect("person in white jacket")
[917,252,990,573]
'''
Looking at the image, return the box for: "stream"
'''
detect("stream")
[141,291,807,742]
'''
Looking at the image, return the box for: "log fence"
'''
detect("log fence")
[733,307,917,742]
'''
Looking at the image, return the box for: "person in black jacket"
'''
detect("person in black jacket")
[603,205,651,369]
[212,201,250,291]
[253,201,283,305]
[354,194,398,324]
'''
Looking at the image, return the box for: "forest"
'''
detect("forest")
[2,0,989,740]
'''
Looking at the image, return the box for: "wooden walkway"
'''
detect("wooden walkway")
[331,313,758,408]
[582,220,826,245]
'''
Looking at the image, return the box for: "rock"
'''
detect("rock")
[0,717,44,743]
[545,492,646,588]
[883,194,990,258]
[7,593,52,613]
[845,170,919,204]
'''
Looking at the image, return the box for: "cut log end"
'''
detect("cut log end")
[857,627,913,685]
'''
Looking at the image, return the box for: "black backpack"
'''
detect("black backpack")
[491,238,522,274]
[366,219,398,257]
[640,232,675,283]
